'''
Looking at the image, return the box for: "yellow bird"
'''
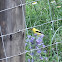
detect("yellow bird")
[31,28,43,35]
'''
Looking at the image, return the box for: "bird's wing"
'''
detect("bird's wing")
[36,31,43,34]
[36,31,41,33]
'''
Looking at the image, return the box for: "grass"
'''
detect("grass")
[25,0,62,62]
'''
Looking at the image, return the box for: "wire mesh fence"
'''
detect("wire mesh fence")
[0,0,62,62]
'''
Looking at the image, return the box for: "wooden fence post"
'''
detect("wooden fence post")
[0,0,25,62]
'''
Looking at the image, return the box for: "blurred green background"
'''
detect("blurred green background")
[25,0,62,62]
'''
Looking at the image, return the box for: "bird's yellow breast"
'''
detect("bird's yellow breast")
[32,28,41,35]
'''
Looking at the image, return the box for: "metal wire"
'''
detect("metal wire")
[51,26,62,43]
[0,27,8,62]
[0,25,62,61]
[0,19,62,38]
[0,0,62,13]
[0,0,62,61]
[0,41,61,61]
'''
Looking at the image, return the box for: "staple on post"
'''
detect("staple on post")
[10,34,12,41]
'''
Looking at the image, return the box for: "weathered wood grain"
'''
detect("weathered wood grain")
[0,0,25,62]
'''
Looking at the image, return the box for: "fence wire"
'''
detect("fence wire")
[0,19,62,38]
[0,0,62,62]
[0,0,62,13]
[0,41,62,61]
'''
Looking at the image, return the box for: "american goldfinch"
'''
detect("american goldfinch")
[31,28,43,35]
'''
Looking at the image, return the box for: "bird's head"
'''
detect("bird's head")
[30,28,35,31]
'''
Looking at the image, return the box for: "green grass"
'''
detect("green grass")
[25,0,62,62]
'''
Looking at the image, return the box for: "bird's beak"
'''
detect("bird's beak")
[30,28,33,30]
